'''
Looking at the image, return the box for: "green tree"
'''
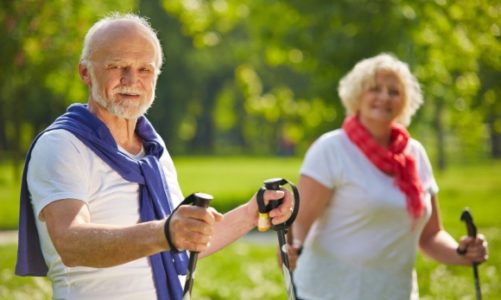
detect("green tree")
[0,0,137,172]
[407,0,501,168]
[161,0,500,165]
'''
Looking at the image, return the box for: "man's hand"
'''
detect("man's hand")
[248,189,294,227]
[167,205,223,252]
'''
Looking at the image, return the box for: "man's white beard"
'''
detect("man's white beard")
[89,70,155,120]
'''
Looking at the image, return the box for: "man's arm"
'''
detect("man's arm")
[42,198,219,267]
[200,189,292,258]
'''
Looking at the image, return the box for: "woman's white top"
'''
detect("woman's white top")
[294,129,439,300]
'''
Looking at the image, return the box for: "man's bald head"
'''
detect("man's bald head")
[80,13,163,73]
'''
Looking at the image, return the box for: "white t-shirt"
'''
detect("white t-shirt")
[294,129,439,300]
[27,129,184,300]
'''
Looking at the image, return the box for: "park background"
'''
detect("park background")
[0,0,499,299]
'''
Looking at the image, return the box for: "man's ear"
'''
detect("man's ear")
[79,63,91,86]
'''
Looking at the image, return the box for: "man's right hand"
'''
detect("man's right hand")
[167,205,223,252]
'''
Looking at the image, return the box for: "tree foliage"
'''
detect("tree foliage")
[0,0,136,173]
[0,0,499,168]
[161,0,501,166]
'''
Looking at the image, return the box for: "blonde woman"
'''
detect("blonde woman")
[290,53,488,299]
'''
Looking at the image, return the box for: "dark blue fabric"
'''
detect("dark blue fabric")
[16,103,188,300]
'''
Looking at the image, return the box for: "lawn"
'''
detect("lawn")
[0,157,499,299]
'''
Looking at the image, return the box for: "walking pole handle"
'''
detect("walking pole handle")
[257,178,283,231]
[265,178,285,209]
[192,192,212,209]
[256,178,300,300]
[460,207,482,300]
[256,178,300,232]
[460,208,477,238]
[182,192,213,300]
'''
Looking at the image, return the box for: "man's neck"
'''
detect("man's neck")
[88,101,143,154]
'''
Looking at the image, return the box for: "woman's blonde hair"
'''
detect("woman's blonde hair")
[338,53,423,127]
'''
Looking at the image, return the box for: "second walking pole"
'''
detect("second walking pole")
[460,208,482,300]
[182,192,214,300]
[256,178,300,300]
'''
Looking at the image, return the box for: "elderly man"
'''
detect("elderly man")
[16,13,292,300]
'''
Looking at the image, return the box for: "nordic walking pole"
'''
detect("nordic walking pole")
[256,178,300,300]
[182,192,214,300]
[460,208,482,300]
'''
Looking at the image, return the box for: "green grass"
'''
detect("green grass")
[0,244,51,299]
[0,157,500,299]
[415,161,501,299]
[174,155,302,212]
[193,240,287,300]
[0,161,22,230]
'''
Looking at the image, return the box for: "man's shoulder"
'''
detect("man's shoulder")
[36,128,81,145]
[33,129,89,157]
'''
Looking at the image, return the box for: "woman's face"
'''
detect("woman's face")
[358,71,405,126]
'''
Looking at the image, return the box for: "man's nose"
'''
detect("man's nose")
[120,68,138,85]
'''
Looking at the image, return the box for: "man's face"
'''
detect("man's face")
[87,26,159,120]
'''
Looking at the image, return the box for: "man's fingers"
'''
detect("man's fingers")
[208,207,224,223]
[177,205,219,225]
[267,190,294,224]
[169,205,222,251]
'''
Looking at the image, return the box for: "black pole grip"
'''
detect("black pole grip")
[191,192,213,208]
[265,178,285,211]
[256,178,300,232]
[182,192,213,299]
[460,207,482,300]
[460,208,477,238]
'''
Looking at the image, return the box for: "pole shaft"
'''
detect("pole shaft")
[473,263,482,300]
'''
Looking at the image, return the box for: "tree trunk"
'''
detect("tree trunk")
[434,98,446,171]
[488,110,501,158]
[188,77,220,153]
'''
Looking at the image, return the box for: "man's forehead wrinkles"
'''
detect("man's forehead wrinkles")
[99,58,156,68]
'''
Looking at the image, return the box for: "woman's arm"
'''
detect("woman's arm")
[419,195,488,265]
[288,175,333,269]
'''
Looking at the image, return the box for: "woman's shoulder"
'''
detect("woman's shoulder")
[406,138,433,166]
[305,128,350,159]
[315,128,346,144]
[407,138,427,154]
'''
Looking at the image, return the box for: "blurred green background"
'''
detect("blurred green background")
[1,159,500,299]
[1,0,500,299]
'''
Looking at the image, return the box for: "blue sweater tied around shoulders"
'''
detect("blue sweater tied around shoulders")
[16,103,188,300]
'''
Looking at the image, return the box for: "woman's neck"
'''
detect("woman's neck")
[359,117,392,148]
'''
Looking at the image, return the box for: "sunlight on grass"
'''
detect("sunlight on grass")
[174,156,302,212]
[0,158,499,298]
[0,244,51,300]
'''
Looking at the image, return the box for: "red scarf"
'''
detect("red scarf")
[343,115,424,221]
